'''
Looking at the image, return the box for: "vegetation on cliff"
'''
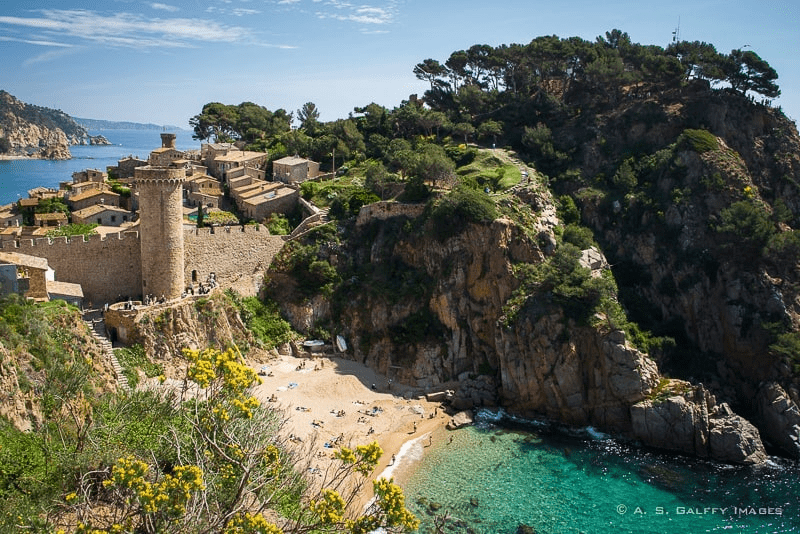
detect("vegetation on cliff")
[0,296,418,533]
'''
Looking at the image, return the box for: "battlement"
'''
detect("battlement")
[0,230,140,250]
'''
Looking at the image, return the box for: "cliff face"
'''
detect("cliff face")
[563,90,800,458]
[270,193,767,463]
[0,90,109,159]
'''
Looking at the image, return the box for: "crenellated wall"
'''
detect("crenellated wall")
[0,224,287,304]
[0,231,142,305]
[184,224,285,297]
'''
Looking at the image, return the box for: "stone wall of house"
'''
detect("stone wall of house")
[0,231,142,305]
[184,224,285,297]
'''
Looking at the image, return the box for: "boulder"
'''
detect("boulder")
[631,384,766,464]
[447,410,473,430]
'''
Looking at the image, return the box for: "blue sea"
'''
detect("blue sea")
[0,129,199,205]
[403,411,799,534]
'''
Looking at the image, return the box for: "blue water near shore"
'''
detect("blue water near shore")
[404,411,800,534]
[0,129,199,206]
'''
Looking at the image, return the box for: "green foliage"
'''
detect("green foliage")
[769,332,800,372]
[265,213,291,235]
[557,195,580,225]
[716,200,775,257]
[399,175,430,202]
[677,128,718,153]
[561,224,595,249]
[0,136,11,153]
[34,196,69,215]
[114,344,163,389]
[108,180,131,198]
[46,223,99,238]
[427,185,498,241]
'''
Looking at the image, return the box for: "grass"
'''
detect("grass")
[114,344,163,389]
[456,149,521,190]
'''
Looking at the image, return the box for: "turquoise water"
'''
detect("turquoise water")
[0,129,198,205]
[404,411,799,534]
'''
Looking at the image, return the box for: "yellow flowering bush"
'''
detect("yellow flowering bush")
[223,512,283,534]
[310,489,346,525]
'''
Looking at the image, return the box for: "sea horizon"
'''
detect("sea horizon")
[0,129,199,206]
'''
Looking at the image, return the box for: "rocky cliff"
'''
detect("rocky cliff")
[0,90,109,159]
[267,188,768,464]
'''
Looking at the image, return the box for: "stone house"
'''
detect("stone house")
[33,212,68,227]
[71,204,131,226]
[272,155,320,184]
[0,251,49,300]
[0,204,21,228]
[72,169,107,183]
[230,180,299,222]
[110,156,148,179]
[209,151,268,183]
[67,187,121,212]
[149,147,186,167]
[185,175,223,209]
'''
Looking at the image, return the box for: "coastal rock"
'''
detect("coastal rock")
[0,90,103,159]
[630,384,767,464]
[447,410,473,430]
[755,382,800,458]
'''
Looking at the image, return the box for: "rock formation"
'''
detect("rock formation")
[268,191,770,464]
[631,382,767,464]
[0,90,109,159]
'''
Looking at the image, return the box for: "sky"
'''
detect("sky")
[1,1,799,129]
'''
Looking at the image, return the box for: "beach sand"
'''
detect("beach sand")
[249,352,450,505]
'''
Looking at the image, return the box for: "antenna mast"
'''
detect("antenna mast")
[671,16,681,44]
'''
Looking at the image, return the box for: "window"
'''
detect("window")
[111,216,116,222]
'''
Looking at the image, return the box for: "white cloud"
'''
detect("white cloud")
[313,1,397,25]
[0,35,74,47]
[0,9,254,48]
[232,8,261,16]
[150,3,180,12]
[278,0,302,4]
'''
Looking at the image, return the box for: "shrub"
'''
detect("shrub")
[428,185,497,241]
[677,128,718,153]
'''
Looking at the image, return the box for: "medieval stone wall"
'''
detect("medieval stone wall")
[0,231,142,305]
[184,224,285,297]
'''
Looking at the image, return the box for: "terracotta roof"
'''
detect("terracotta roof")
[69,188,119,203]
[18,198,40,207]
[72,204,129,218]
[34,212,67,221]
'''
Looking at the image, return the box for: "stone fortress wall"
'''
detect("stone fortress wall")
[184,225,285,296]
[0,226,286,304]
[0,232,142,305]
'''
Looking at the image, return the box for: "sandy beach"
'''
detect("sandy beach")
[249,352,450,503]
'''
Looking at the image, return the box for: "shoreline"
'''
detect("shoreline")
[248,352,450,508]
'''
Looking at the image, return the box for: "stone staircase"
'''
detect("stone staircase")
[84,310,129,391]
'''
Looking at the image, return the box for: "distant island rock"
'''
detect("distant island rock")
[0,90,112,160]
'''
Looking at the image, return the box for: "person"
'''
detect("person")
[391,454,396,465]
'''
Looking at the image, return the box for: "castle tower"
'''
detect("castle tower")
[160,132,177,149]
[134,166,185,300]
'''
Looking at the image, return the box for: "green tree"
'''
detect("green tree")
[724,49,780,98]
[297,102,321,134]
[452,122,476,144]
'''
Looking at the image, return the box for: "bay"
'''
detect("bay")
[0,129,199,206]
[404,410,799,534]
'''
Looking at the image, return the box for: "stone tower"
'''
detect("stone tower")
[160,132,177,149]
[134,166,185,300]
